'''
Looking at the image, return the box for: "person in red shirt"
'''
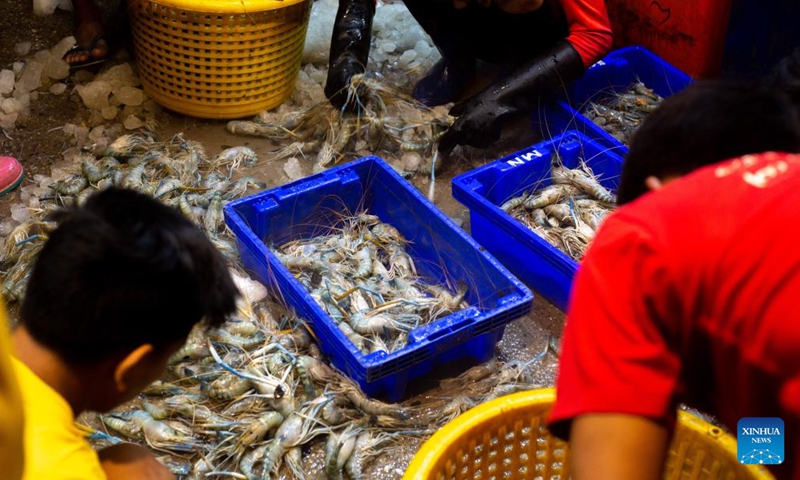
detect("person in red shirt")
[548,80,800,480]
[323,0,612,154]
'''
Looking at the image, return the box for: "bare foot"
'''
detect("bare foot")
[64,20,108,65]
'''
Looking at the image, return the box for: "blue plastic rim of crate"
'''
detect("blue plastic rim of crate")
[452,131,624,312]
[224,156,533,401]
[531,45,693,156]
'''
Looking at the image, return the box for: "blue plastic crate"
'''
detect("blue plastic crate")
[225,156,533,401]
[452,131,624,312]
[532,45,693,156]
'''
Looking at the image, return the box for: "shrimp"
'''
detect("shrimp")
[523,184,581,210]
[236,411,284,451]
[239,443,269,480]
[325,425,361,479]
[349,311,411,335]
[212,146,259,169]
[203,191,224,234]
[499,193,528,212]
[163,395,237,428]
[120,163,147,191]
[50,175,88,196]
[201,373,254,400]
[551,163,616,204]
[221,396,264,417]
[142,380,187,397]
[333,382,410,420]
[260,401,330,476]
[114,410,200,452]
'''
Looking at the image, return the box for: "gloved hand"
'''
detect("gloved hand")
[438,41,586,155]
[324,0,376,110]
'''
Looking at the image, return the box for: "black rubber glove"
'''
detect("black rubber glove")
[324,0,376,110]
[438,41,585,154]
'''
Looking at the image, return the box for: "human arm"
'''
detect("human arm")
[0,300,23,480]
[546,211,682,478]
[99,443,175,480]
[438,0,611,153]
[569,414,669,480]
[324,0,376,109]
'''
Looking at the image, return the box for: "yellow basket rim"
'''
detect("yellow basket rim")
[131,0,309,14]
[404,388,775,479]
[405,388,558,477]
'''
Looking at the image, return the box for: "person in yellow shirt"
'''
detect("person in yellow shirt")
[10,187,239,479]
[0,297,23,480]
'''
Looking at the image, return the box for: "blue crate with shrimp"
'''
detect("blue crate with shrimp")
[531,45,693,156]
[452,131,624,312]
[225,156,533,401]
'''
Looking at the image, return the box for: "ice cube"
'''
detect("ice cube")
[379,40,396,53]
[283,157,304,180]
[49,83,67,95]
[76,80,112,110]
[11,205,31,223]
[88,125,106,142]
[401,152,422,172]
[16,60,44,93]
[49,36,76,59]
[12,62,24,76]
[14,42,32,57]
[1,98,21,115]
[72,69,95,84]
[101,106,118,120]
[33,0,61,16]
[398,49,417,68]
[96,63,139,89]
[44,57,70,81]
[0,113,18,131]
[0,70,14,95]
[0,220,17,237]
[114,86,144,106]
[63,125,89,145]
[123,114,144,130]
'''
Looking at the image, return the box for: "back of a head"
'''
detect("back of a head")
[20,188,239,366]
[617,80,800,205]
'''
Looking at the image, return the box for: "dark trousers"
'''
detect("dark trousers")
[401,0,568,66]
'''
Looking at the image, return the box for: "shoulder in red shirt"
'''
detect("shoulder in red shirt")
[549,152,800,479]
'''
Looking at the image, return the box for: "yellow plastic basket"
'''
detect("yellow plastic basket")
[127,0,311,119]
[404,389,775,480]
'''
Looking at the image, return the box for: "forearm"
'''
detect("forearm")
[569,414,669,480]
[325,0,376,106]
[99,443,175,480]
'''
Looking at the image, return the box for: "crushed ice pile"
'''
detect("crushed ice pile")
[301,0,440,94]
[0,37,74,131]
[1,36,157,144]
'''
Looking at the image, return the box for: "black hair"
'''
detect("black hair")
[765,46,800,107]
[617,80,800,205]
[20,187,239,365]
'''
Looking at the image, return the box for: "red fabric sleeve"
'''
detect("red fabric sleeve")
[547,212,682,440]
[562,0,613,67]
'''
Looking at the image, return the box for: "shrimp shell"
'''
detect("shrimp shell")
[551,164,616,204]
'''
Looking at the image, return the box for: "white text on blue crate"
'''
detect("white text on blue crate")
[506,150,543,167]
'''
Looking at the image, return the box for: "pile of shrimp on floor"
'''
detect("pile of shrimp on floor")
[0,131,552,479]
[501,159,616,262]
[273,210,470,356]
[227,74,454,177]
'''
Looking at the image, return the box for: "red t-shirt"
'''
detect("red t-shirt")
[549,152,800,480]
[562,0,613,67]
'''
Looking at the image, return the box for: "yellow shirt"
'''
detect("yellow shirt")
[13,358,106,480]
[0,300,23,480]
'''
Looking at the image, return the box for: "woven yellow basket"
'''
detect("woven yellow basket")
[127,0,311,119]
[404,389,775,480]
